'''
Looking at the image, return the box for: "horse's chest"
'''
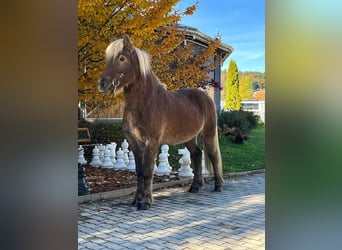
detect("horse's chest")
[123,113,147,143]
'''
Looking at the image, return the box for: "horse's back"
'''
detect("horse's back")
[174,88,216,114]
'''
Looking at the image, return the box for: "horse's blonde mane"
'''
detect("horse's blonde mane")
[105,39,124,62]
[105,39,151,77]
[135,47,151,77]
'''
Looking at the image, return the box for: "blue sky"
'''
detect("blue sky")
[177,0,265,72]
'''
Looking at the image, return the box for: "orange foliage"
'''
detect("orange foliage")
[253,89,265,100]
[78,0,221,111]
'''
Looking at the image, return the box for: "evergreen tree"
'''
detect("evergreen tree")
[224,60,241,110]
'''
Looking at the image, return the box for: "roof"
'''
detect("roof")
[176,24,234,63]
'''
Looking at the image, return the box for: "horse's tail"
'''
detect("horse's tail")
[214,127,223,176]
[204,127,223,177]
[204,146,212,174]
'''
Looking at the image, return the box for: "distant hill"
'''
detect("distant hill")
[239,71,265,90]
[221,70,265,90]
[221,70,265,101]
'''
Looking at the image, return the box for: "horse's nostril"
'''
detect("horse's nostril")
[98,78,107,92]
[98,78,105,88]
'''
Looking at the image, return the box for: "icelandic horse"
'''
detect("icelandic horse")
[98,35,224,210]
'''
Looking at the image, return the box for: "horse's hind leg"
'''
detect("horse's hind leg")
[203,134,224,192]
[185,138,204,193]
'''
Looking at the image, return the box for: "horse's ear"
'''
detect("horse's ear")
[110,36,118,42]
[123,34,134,52]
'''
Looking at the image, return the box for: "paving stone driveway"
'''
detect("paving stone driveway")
[78,172,265,250]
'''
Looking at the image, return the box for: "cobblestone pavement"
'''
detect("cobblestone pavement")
[78,173,265,250]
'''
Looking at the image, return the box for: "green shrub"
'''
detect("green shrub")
[217,110,259,143]
[78,121,126,161]
[78,121,125,145]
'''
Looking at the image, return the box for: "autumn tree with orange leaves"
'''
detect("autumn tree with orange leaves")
[78,0,221,113]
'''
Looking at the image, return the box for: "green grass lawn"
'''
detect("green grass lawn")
[167,124,265,173]
[220,124,265,173]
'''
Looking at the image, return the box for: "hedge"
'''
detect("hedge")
[217,110,259,143]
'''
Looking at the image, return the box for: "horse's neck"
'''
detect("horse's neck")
[124,72,162,110]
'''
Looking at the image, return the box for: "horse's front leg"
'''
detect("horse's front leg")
[131,152,143,207]
[135,146,157,210]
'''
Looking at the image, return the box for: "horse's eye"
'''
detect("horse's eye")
[119,55,126,62]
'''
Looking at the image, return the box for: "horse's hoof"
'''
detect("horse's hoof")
[137,202,151,210]
[212,186,222,192]
[131,199,138,206]
[188,186,199,193]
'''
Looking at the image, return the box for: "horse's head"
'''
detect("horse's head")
[98,35,151,95]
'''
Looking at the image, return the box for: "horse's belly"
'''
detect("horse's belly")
[161,122,203,145]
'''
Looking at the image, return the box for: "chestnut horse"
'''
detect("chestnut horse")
[98,35,224,210]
